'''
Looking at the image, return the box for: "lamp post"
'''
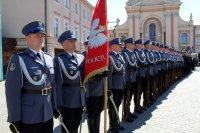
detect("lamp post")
[108,18,120,38]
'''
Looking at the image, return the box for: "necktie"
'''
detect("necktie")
[71,54,75,60]
[36,53,41,60]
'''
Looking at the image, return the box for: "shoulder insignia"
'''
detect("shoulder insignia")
[9,63,16,71]
[17,51,26,55]
[33,76,37,81]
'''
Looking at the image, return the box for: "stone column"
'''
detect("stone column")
[134,13,140,39]
[128,13,133,38]
[173,12,179,49]
[165,11,171,46]
[190,26,194,47]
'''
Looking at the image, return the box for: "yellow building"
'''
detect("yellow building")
[110,0,197,51]
[2,0,94,57]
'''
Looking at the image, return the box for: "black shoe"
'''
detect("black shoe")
[71,129,78,133]
[140,106,146,111]
[117,125,125,131]
[107,127,120,133]
[124,117,134,122]
[136,109,143,114]
[130,113,138,119]
[150,102,154,105]
[87,118,96,133]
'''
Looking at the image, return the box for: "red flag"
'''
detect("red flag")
[84,0,109,83]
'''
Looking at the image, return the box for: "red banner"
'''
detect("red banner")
[83,0,109,83]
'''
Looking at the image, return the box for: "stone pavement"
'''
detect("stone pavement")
[1,68,200,133]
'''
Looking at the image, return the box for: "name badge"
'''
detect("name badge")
[34,70,42,75]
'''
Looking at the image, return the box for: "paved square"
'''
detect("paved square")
[1,69,200,133]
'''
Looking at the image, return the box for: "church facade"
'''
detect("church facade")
[110,0,196,51]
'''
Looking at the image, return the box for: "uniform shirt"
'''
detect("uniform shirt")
[54,52,85,108]
[108,51,125,90]
[122,48,138,83]
[5,48,56,124]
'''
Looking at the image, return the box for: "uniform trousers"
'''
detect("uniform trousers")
[21,118,53,133]
[60,107,83,133]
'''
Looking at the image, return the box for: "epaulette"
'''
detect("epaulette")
[76,51,84,54]
[17,51,26,55]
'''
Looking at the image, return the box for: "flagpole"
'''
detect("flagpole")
[103,77,108,133]
[104,0,108,132]
[84,0,109,132]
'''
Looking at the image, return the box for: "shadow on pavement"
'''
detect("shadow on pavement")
[120,73,191,133]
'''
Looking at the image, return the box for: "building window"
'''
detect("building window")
[149,23,156,41]
[64,0,69,8]
[54,17,59,38]
[64,22,69,31]
[196,39,200,45]
[75,3,79,14]
[180,33,189,44]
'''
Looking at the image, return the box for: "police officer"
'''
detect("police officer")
[108,38,125,133]
[160,45,167,92]
[54,30,85,133]
[153,43,163,98]
[121,38,138,122]
[5,21,56,133]
[83,40,106,133]
[82,41,89,56]
[134,39,148,113]
[149,42,159,102]
[143,40,155,108]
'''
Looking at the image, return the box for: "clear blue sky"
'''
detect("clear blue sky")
[88,0,200,28]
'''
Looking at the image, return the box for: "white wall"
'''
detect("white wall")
[2,0,45,38]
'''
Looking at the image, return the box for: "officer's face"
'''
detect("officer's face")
[126,43,134,50]
[110,44,121,53]
[26,33,45,51]
[146,44,150,49]
[140,44,145,49]
[117,45,122,52]
[62,39,76,52]
[153,46,156,50]
[156,46,159,51]
[136,44,143,49]
[132,44,136,49]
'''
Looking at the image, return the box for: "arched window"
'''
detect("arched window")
[149,23,156,41]
[180,33,188,44]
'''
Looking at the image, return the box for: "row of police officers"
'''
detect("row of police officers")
[5,21,189,133]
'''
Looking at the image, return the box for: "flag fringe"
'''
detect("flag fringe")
[83,66,108,83]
